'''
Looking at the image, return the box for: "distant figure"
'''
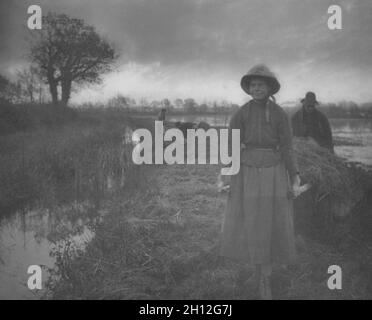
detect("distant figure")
[291,92,334,152]
[158,108,166,121]
[175,121,196,137]
[197,121,210,130]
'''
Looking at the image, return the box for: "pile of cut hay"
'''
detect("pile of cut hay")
[293,137,372,211]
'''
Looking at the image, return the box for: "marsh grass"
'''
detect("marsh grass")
[0,105,149,216]
[46,162,372,300]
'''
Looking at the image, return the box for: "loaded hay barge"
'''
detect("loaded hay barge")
[292,137,372,239]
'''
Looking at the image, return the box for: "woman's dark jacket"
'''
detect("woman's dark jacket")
[229,99,299,182]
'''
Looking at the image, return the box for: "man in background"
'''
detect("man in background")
[291,92,334,152]
[158,108,167,121]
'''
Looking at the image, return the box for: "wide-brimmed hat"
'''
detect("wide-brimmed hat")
[301,91,319,105]
[240,64,280,95]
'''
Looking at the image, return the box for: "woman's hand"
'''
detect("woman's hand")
[217,170,231,193]
[292,174,301,198]
[217,174,225,192]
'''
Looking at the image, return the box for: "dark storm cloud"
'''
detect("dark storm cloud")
[0,0,371,102]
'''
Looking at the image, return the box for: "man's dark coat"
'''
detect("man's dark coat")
[291,107,334,152]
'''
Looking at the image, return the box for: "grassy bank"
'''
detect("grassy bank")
[47,161,372,299]
[0,105,149,216]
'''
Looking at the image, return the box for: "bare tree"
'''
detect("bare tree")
[28,12,116,107]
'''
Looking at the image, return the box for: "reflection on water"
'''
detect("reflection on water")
[335,145,372,166]
[331,119,372,165]
[0,206,97,299]
[0,211,53,299]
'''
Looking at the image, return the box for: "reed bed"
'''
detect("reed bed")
[0,107,138,215]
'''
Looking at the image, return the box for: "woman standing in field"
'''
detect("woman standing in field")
[219,64,301,299]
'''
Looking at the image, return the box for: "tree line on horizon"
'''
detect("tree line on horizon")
[2,71,372,118]
[0,11,371,119]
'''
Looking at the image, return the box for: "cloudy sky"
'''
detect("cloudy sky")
[1,0,371,105]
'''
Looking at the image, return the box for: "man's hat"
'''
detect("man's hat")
[240,64,281,95]
[301,92,319,105]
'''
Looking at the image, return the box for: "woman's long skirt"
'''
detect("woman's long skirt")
[219,162,297,265]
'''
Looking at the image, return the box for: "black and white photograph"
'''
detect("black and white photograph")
[1,0,372,303]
